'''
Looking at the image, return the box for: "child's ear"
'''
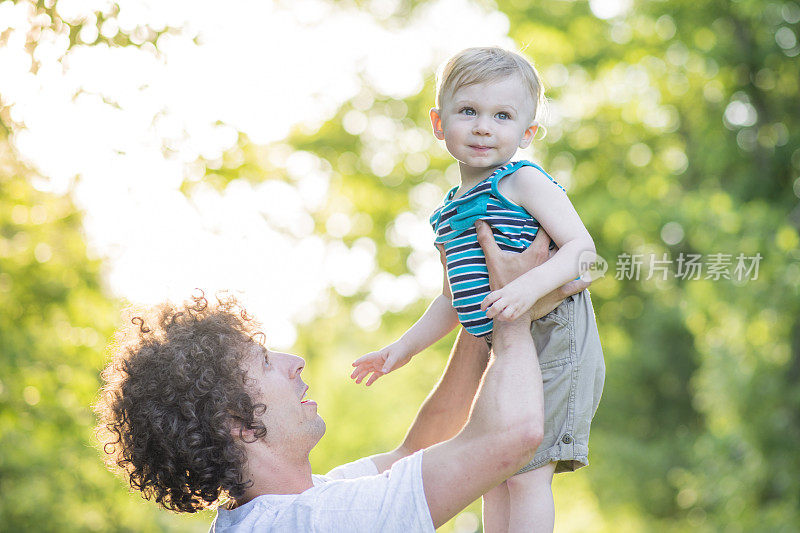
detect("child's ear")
[430,108,445,140]
[519,122,538,148]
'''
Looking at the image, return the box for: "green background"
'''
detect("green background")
[1,0,798,530]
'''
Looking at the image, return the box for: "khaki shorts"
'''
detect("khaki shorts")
[489,290,606,474]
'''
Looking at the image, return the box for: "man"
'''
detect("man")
[96,222,588,531]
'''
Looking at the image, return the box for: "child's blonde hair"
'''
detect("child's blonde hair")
[436,47,544,122]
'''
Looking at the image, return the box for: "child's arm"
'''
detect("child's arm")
[482,166,596,321]
[351,247,460,386]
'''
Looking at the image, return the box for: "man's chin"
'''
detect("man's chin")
[312,417,326,444]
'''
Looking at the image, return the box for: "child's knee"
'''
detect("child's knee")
[485,480,508,497]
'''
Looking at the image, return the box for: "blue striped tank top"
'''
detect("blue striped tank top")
[429,160,566,337]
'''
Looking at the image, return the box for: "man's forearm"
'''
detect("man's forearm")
[370,329,489,472]
[414,316,544,527]
[400,330,488,448]
[529,278,589,320]
[459,317,543,462]
[416,221,551,527]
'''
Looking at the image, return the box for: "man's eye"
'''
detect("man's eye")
[461,107,476,116]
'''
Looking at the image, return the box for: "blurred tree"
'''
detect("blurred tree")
[491,1,800,530]
[0,122,216,532]
[0,1,210,531]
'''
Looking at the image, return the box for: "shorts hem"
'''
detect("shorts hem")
[514,442,589,475]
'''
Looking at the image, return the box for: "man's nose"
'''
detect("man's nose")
[287,353,305,378]
[271,351,306,377]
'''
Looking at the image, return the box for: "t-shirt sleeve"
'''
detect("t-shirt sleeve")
[310,450,434,532]
[323,456,379,480]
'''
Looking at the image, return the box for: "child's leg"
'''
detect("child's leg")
[506,462,557,533]
[482,481,509,533]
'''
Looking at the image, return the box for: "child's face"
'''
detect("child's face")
[431,75,538,178]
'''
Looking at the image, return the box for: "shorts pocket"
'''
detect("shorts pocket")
[531,297,573,369]
[537,295,571,326]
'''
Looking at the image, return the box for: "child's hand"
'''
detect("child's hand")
[475,219,550,322]
[351,342,413,386]
[480,277,542,321]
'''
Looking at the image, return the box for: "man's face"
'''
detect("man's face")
[240,344,325,455]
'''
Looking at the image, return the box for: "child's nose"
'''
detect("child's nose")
[472,117,491,135]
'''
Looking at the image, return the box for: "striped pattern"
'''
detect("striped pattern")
[429,160,565,337]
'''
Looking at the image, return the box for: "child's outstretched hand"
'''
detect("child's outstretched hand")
[351,343,413,386]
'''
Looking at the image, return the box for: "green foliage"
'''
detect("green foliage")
[0,140,212,530]
[0,3,209,530]
[492,1,800,529]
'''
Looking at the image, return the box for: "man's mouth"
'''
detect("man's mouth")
[300,385,314,405]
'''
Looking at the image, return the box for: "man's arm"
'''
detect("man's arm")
[370,227,590,474]
[369,328,489,472]
[422,316,540,527]
[419,220,549,528]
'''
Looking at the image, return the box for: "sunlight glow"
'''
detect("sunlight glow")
[2,0,513,347]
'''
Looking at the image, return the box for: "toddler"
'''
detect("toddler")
[351,47,605,532]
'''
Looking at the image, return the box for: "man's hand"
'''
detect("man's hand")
[476,220,549,290]
[475,219,590,320]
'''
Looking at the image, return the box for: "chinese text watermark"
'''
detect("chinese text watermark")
[579,252,762,282]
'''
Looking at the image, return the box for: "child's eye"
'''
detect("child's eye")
[460,107,476,116]
[496,112,511,120]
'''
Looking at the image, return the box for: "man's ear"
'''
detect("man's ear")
[230,422,257,443]
[519,122,539,148]
[430,108,445,140]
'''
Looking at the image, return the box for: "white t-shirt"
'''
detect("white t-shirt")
[210,451,434,532]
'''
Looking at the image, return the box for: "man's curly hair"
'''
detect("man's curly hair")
[95,291,267,513]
